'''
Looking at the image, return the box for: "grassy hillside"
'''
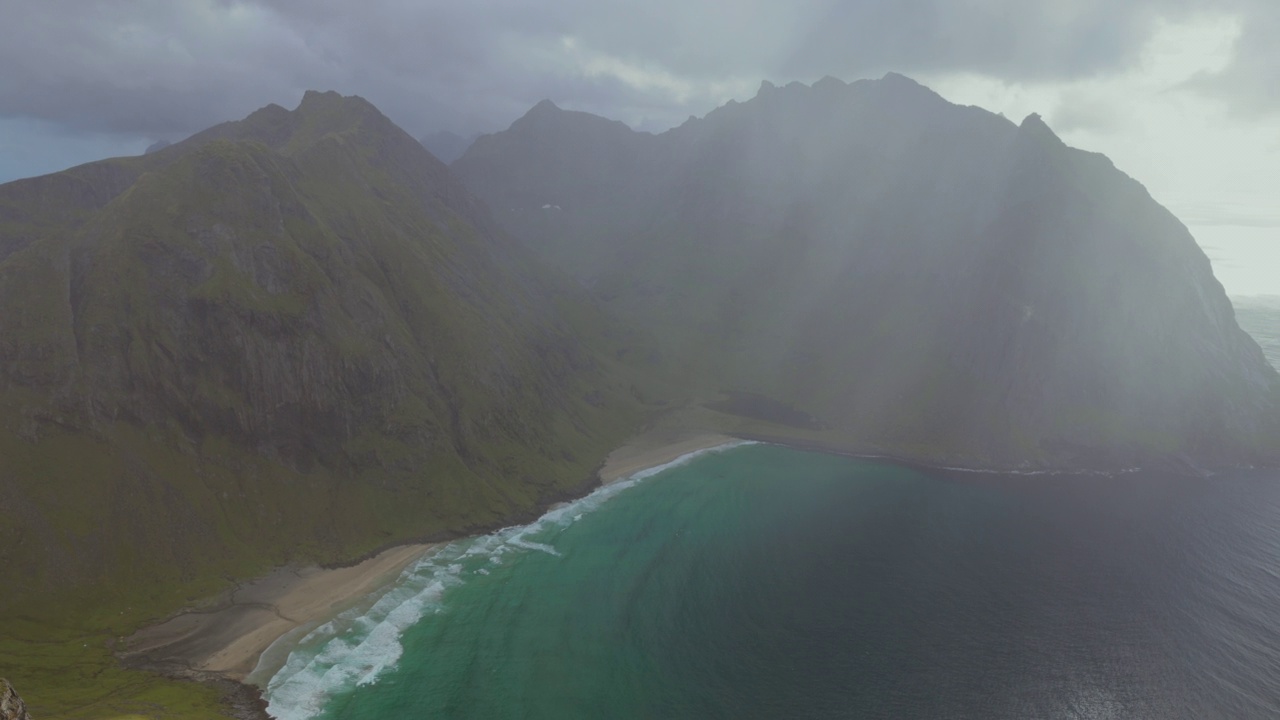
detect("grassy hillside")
[0,92,652,718]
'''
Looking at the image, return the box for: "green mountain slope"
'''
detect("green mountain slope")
[0,91,642,717]
[455,74,1280,469]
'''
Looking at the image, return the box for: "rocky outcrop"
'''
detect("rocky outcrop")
[1,680,31,720]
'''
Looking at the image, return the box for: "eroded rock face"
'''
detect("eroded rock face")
[1,680,32,720]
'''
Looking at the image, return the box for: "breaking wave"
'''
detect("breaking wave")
[260,440,754,720]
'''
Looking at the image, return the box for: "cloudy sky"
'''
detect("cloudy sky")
[2,0,1277,296]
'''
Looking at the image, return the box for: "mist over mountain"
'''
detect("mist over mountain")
[455,73,1280,469]
[4,74,1280,718]
[0,91,641,616]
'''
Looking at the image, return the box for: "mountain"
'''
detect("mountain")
[8,75,1280,717]
[418,130,478,164]
[144,139,172,154]
[454,74,1280,469]
[0,91,641,716]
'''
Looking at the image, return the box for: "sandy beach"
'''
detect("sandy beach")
[123,543,435,682]
[123,428,742,691]
[598,431,738,484]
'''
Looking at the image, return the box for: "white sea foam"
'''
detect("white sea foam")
[261,439,754,719]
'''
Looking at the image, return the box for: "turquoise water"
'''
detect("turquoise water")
[260,442,782,718]
[264,442,1280,719]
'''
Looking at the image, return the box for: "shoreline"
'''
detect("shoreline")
[121,428,747,717]
[597,432,739,485]
[120,424,1208,707]
[119,421,1260,718]
[122,542,437,685]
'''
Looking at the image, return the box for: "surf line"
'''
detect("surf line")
[259,440,756,720]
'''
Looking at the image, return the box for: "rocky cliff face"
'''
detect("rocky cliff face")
[455,74,1280,469]
[1,680,31,720]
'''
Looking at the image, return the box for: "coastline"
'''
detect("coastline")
[598,432,739,485]
[117,415,1267,718]
[121,427,746,718]
[122,542,437,684]
[120,422,1189,707]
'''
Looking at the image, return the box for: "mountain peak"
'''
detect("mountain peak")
[813,75,846,92]
[504,98,639,140]
[282,90,396,150]
[1018,112,1065,147]
[530,98,562,115]
[863,72,947,111]
[509,99,567,129]
[880,71,918,86]
[296,89,378,116]
[244,102,290,123]
[301,89,342,103]
[876,72,937,97]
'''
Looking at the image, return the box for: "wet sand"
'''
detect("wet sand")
[598,431,738,484]
[123,543,435,682]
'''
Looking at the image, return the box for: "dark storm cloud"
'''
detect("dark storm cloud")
[780,1,1159,80]
[1,0,1278,146]
[0,1,322,135]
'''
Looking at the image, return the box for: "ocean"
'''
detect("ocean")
[260,304,1280,719]
[1235,296,1280,370]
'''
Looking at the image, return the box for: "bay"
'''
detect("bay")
[261,300,1280,719]
[265,442,1280,719]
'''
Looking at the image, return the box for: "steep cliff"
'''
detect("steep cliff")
[0,91,640,717]
[455,74,1280,469]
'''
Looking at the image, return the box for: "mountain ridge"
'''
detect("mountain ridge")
[0,90,645,718]
[3,75,1279,718]
[454,72,1280,470]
